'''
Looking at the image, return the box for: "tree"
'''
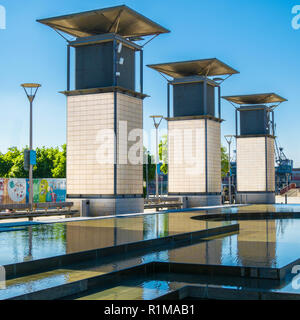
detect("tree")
[1,147,27,178]
[143,147,156,182]
[34,146,57,178]
[52,144,66,178]
[221,146,230,178]
[0,145,67,178]
[159,134,168,174]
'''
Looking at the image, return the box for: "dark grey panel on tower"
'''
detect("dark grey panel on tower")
[75,42,135,90]
[173,82,215,117]
[223,93,287,137]
[148,59,239,119]
[240,107,270,135]
[118,45,135,90]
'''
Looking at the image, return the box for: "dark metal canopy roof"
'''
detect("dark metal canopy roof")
[222,93,287,105]
[147,58,239,78]
[37,5,170,38]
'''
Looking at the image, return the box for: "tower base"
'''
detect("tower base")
[171,194,221,208]
[236,192,275,204]
[69,197,144,217]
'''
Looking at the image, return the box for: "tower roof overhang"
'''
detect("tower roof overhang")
[222,93,287,105]
[147,58,239,78]
[37,5,170,39]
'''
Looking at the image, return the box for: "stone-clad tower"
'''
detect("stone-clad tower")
[223,93,287,204]
[148,59,239,207]
[38,5,169,215]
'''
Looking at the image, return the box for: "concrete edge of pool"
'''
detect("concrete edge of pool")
[154,285,300,300]
[4,224,239,279]
[191,212,300,221]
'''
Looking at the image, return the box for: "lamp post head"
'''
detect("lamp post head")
[224,134,234,145]
[21,83,41,102]
[21,83,41,88]
[150,115,164,128]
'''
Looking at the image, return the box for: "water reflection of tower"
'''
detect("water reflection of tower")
[237,219,276,267]
[66,217,146,253]
[167,217,223,265]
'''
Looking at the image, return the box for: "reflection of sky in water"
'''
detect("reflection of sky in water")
[0,272,69,299]
[220,234,239,265]
[142,280,171,300]
[0,224,67,265]
[142,250,169,264]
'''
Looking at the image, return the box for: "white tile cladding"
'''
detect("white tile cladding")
[168,119,221,194]
[237,136,275,192]
[66,92,143,195]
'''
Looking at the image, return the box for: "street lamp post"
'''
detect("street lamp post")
[21,83,41,211]
[224,135,234,204]
[150,115,164,199]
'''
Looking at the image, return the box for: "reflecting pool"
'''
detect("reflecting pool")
[0,211,224,265]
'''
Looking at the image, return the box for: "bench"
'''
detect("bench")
[34,202,73,212]
[144,197,182,204]
[0,202,78,220]
[144,197,183,211]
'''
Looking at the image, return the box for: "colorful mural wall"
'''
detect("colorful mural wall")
[0,178,66,204]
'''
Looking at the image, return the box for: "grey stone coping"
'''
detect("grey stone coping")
[159,260,298,280]
[155,285,300,300]
[0,227,26,233]
[191,212,300,221]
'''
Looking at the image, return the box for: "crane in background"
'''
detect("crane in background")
[275,139,293,193]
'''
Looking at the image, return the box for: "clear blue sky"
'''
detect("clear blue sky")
[0,0,300,166]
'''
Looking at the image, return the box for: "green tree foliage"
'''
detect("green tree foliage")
[221,146,230,178]
[0,142,229,180]
[0,147,27,178]
[0,144,66,178]
[159,134,168,175]
[52,144,66,178]
[143,147,156,182]
[143,147,156,198]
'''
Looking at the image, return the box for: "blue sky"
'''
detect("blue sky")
[0,0,300,165]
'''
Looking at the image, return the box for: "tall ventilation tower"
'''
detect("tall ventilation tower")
[223,93,287,204]
[148,59,239,206]
[38,6,169,215]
